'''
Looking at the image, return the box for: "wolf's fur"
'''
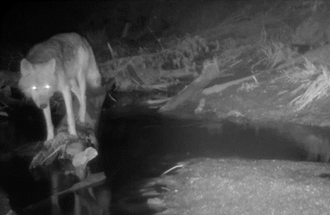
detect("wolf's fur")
[19,33,101,141]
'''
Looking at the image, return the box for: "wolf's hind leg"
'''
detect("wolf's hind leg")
[62,86,77,136]
[70,76,86,124]
[43,105,54,141]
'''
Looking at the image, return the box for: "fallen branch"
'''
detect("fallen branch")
[203,74,256,95]
[23,172,106,213]
[53,172,106,197]
[159,61,222,112]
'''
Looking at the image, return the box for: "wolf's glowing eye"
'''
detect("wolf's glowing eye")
[45,85,50,89]
[32,86,37,90]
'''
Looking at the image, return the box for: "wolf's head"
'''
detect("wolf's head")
[19,58,57,109]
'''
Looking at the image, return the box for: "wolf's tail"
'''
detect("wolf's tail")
[87,49,102,89]
[81,37,101,89]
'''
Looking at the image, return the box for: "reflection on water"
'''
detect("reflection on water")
[1,104,330,214]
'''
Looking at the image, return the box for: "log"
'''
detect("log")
[159,61,222,112]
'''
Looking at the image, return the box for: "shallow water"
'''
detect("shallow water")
[96,106,310,214]
[1,105,325,214]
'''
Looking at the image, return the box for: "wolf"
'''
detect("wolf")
[19,33,101,141]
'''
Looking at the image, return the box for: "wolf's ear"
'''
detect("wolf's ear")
[20,59,32,75]
[45,58,56,74]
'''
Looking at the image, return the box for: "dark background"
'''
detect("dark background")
[1,2,101,50]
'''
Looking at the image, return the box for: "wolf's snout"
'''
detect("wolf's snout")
[39,103,48,109]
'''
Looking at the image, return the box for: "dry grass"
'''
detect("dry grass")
[260,41,298,68]
[103,34,222,90]
[283,58,330,110]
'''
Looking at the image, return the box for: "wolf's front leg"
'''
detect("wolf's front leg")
[62,86,77,136]
[43,105,54,141]
[79,87,86,124]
